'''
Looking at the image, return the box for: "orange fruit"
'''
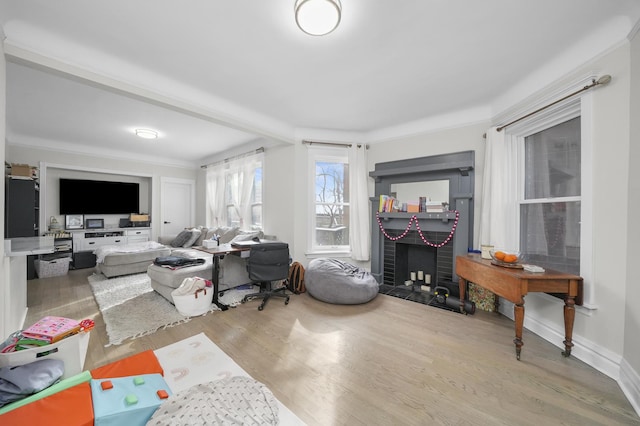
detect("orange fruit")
[503,254,518,263]
[494,251,506,261]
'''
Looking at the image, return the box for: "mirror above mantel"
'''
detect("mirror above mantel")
[390,180,449,205]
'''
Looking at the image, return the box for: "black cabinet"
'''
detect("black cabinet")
[5,177,39,237]
[5,177,40,279]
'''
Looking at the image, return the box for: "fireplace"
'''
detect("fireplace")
[369,151,475,296]
[383,230,453,287]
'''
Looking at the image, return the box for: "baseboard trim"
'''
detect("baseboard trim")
[620,358,640,417]
[498,300,621,379]
[498,300,640,417]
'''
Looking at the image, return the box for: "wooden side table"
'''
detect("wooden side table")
[456,254,583,360]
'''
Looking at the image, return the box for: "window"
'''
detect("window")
[308,148,350,252]
[225,164,263,229]
[519,117,581,275]
[206,151,263,230]
[487,88,593,305]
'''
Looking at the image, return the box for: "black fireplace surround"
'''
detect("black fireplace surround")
[369,151,475,294]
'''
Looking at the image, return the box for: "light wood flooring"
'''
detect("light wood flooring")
[25,268,640,425]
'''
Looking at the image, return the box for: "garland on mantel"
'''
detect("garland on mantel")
[375,211,460,248]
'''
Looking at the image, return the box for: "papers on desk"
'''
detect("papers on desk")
[523,264,545,273]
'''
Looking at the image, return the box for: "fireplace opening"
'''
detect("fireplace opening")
[394,243,437,286]
[378,229,467,313]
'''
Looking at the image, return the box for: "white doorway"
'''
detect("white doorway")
[160,177,195,237]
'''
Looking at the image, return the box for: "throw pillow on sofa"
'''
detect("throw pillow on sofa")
[193,227,208,246]
[182,229,202,248]
[170,230,193,247]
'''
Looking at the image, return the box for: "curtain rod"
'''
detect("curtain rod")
[200,147,264,169]
[496,75,612,132]
[302,140,368,149]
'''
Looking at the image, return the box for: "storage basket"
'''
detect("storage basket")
[171,277,214,317]
[0,331,90,379]
[34,257,72,278]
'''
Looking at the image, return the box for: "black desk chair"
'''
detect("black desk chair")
[242,242,290,311]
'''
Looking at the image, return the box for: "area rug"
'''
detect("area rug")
[153,332,305,425]
[88,273,262,346]
[88,272,216,346]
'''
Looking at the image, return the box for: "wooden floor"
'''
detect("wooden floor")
[25,268,640,426]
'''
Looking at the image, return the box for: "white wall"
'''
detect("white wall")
[1,25,9,338]
[262,143,295,249]
[622,28,640,412]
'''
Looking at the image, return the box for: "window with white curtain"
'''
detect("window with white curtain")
[482,90,593,305]
[308,147,350,252]
[206,151,263,230]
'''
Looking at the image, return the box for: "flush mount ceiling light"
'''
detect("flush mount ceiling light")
[135,128,158,139]
[295,0,341,36]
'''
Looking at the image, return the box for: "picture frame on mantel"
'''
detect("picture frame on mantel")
[65,214,84,230]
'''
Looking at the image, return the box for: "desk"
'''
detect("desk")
[3,237,55,339]
[193,245,250,311]
[456,254,583,360]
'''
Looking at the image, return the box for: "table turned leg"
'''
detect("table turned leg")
[458,278,468,314]
[513,302,525,360]
[562,296,576,357]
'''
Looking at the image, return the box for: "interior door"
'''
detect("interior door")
[160,178,195,237]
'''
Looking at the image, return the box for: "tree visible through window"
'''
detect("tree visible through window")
[314,158,350,249]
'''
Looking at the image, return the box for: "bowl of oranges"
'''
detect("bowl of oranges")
[489,249,521,267]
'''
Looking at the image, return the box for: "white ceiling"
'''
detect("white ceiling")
[2,0,640,168]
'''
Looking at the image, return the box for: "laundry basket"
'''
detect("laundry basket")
[34,257,72,278]
[171,277,214,316]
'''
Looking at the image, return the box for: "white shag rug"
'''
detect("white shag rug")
[88,273,260,346]
[87,273,214,346]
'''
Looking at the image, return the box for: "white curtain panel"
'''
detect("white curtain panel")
[206,165,226,228]
[479,127,519,250]
[215,151,263,230]
[239,151,263,229]
[348,144,371,261]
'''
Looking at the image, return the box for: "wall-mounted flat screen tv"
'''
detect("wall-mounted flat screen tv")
[59,178,140,214]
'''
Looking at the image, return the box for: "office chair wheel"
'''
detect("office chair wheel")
[285,297,290,305]
[258,303,265,311]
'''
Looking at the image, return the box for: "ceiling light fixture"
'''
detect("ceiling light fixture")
[295,0,341,36]
[135,128,158,139]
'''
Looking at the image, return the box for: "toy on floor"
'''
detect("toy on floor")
[90,373,172,426]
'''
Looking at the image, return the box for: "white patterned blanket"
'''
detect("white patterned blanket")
[147,376,279,425]
[94,241,166,263]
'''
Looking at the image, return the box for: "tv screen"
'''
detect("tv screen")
[59,179,140,214]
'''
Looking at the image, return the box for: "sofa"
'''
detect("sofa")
[148,226,272,303]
